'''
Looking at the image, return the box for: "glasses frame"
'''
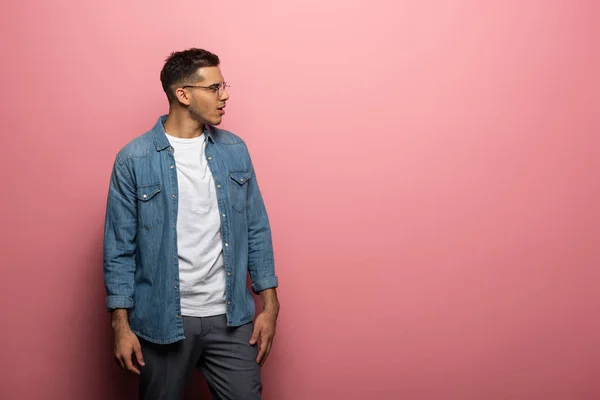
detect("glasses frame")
[182,82,230,98]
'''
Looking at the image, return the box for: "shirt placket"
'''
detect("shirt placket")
[167,145,184,326]
[204,141,233,316]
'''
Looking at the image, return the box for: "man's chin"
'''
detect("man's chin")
[210,117,223,126]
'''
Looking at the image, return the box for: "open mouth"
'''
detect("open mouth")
[217,104,226,115]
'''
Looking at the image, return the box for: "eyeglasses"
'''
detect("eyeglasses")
[182,82,230,98]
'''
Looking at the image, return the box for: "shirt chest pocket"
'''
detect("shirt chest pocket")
[228,170,252,213]
[136,183,164,229]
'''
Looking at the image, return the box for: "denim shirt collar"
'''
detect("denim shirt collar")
[152,114,215,151]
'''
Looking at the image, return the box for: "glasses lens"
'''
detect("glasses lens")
[220,83,230,97]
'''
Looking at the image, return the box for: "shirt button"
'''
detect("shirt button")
[170,165,174,169]
[208,156,212,160]
[172,194,177,198]
[227,272,231,276]
[225,242,229,247]
[227,301,231,305]
[174,285,178,289]
[221,213,226,217]
[142,194,147,199]
[217,184,222,188]
[176,314,180,318]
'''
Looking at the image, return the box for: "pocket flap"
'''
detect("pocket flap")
[137,183,161,201]
[228,170,252,185]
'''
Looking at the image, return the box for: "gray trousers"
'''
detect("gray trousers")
[138,314,262,400]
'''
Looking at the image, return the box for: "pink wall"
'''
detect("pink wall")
[1,1,599,399]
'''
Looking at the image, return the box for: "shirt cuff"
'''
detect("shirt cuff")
[106,295,134,311]
[252,276,279,294]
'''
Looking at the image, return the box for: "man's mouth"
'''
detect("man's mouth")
[217,104,226,115]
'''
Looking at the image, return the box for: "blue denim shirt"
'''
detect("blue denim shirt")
[103,115,278,344]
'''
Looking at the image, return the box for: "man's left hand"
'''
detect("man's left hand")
[249,310,277,366]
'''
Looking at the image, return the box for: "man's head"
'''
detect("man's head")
[160,48,229,126]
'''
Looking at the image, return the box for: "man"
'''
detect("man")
[103,48,279,400]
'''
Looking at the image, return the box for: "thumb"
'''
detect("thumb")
[133,341,145,366]
[249,324,260,345]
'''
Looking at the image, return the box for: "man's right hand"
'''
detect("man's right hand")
[112,309,145,375]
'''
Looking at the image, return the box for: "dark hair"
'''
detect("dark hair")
[160,48,220,103]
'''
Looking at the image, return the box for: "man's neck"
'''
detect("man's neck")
[162,110,205,139]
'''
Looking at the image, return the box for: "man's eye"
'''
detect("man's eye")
[209,86,220,91]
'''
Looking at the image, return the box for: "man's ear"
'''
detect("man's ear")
[174,87,192,106]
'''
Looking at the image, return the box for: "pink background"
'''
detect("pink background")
[1,1,599,399]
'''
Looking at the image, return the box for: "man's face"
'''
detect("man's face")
[178,66,229,126]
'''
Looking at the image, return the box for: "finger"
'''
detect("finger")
[259,338,273,367]
[115,355,125,370]
[133,341,145,367]
[123,354,140,375]
[249,324,260,345]
[256,344,267,365]
[256,335,271,365]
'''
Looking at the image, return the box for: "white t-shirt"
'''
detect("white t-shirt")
[165,132,226,317]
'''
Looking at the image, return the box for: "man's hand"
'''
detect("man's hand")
[249,288,280,366]
[112,309,145,375]
[249,310,277,366]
